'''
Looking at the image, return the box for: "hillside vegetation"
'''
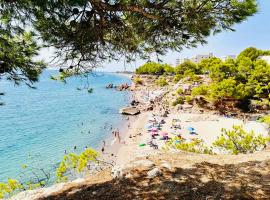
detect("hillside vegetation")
[136,47,270,112]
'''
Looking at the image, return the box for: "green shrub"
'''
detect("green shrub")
[155,77,168,87]
[191,84,209,96]
[173,74,183,83]
[135,62,166,75]
[163,64,175,74]
[175,61,201,75]
[56,148,98,182]
[258,115,270,127]
[172,96,185,106]
[185,96,193,104]
[166,137,212,154]
[134,76,143,85]
[176,88,183,95]
[213,125,270,155]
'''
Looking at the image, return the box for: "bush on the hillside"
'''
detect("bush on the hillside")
[196,48,270,104]
[163,64,175,74]
[258,115,270,127]
[237,47,270,62]
[183,71,201,83]
[192,84,209,96]
[136,62,175,75]
[176,88,183,95]
[208,58,237,82]
[213,125,270,155]
[198,57,222,72]
[173,74,183,83]
[166,137,213,154]
[175,60,201,75]
[185,96,193,104]
[155,77,168,87]
[135,62,164,75]
[172,96,185,106]
[134,76,143,85]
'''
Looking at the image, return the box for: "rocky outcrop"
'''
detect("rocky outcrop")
[119,107,140,115]
[117,83,130,91]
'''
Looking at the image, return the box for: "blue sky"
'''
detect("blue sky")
[39,0,270,72]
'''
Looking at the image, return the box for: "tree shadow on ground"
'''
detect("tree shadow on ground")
[42,160,270,200]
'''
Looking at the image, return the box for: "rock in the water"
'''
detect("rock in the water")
[117,83,130,91]
[119,107,140,115]
[147,168,161,179]
[106,83,114,88]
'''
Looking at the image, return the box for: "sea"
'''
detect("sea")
[0,70,131,183]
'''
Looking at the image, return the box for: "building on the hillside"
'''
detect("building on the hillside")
[175,53,213,65]
[176,58,190,66]
[221,55,236,61]
[176,58,181,66]
[258,55,270,64]
[190,53,214,63]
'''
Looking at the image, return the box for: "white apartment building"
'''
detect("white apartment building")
[176,53,214,65]
[190,53,214,63]
[220,55,237,61]
[258,55,270,64]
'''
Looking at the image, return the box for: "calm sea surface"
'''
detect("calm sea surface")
[0,71,131,182]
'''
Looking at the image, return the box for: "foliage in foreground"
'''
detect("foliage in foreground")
[0,177,46,199]
[0,148,99,199]
[56,148,99,182]
[0,0,259,94]
[165,137,213,154]
[166,126,269,156]
[213,126,270,155]
[257,115,270,128]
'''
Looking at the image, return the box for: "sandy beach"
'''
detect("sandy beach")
[104,75,270,167]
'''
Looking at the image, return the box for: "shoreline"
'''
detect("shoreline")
[100,74,270,169]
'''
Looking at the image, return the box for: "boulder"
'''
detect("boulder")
[106,83,114,88]
[119,107,140,115]
[117,83,130,91]
[147,168,161,179]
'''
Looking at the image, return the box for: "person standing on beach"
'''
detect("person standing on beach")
[116,129,121,143]
[101,141,105,153]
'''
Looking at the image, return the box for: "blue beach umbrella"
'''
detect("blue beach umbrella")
[187,127,195,132]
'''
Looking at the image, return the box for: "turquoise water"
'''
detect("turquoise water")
[0,71,131,183]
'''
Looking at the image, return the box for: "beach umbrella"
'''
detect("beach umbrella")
[151,127,158,132]
[187,127,195,132]
[160,131,168,136]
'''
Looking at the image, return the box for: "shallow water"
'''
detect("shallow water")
[0,71,131,182]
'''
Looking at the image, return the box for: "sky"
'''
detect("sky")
[39,0,270,72]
